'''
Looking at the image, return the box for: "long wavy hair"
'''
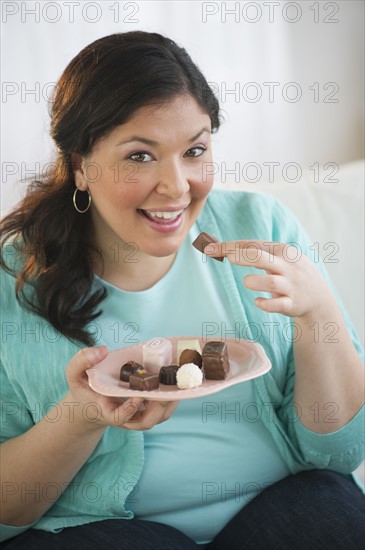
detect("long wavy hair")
[0,31,221,345]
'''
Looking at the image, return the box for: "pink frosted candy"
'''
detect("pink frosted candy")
[142,338,172,373]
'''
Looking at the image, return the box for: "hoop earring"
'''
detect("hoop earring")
[73,188,91,213]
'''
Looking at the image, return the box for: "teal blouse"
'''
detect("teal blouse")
[1,190,364,542]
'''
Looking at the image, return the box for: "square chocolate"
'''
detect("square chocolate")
[129,371,160,391]
[192,232,224,262]
[202,341,230,380]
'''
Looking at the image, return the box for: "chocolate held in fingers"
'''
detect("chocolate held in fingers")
[192,232,224,261]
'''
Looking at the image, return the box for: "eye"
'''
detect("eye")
[128,151,153,163]
[185,146,207,158]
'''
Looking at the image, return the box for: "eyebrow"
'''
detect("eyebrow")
[115,127,211,147]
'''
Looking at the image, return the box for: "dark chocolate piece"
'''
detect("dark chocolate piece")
[202,341,230,380]
[192,232,224,262]
[120,361,144,382]
[129,371,159,391]
[179,349,202,368]
[159,365,180,385]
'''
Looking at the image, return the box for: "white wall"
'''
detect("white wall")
[2,0,364,213]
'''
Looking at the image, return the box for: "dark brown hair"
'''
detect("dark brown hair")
[0,31,221,345]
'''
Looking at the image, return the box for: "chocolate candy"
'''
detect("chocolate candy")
[120,361,144,382]
[159,365,180,385]
[202,341,230,380]
[192,232,224,262]
[176,339,201,363]
[176,363,203,389]
[179,349,202,368]
[129,371,160,391]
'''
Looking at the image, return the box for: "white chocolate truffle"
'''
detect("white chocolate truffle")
[176,339,201,363]
[143,338,172,373]
[176,363,203,389]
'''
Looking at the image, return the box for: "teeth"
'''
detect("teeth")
[145,209,184,220]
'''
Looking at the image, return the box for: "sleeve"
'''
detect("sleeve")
[0,360,38,542]
[0,359,34,444]
[271,197,365,473]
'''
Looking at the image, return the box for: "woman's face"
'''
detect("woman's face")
[74,94,214,262]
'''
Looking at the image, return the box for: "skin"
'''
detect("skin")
[74,94,214,291]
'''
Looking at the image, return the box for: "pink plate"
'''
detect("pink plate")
[86,336,271,401]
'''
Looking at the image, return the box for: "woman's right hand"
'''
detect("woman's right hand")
[2,344,178,527]
[65,346,179,432]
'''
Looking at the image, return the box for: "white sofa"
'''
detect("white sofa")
[217,159,364,345]
[217,159,365,483]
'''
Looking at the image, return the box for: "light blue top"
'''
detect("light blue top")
[1,190,364,543]
[96,224,290,543]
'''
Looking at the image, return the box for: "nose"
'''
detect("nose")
[155,159,190,199]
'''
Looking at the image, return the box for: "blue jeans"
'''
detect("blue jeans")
[2,470,364,549]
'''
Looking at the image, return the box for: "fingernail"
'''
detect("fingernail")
[204,244,216,254]
[89,346,108,361]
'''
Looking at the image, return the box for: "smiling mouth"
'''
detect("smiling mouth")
[138,208,185,222]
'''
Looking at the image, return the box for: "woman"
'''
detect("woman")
[0,31,364,549]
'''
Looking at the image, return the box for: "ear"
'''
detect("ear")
[71,153,88,191]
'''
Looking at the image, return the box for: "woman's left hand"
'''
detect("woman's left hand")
[205,240,336,320]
